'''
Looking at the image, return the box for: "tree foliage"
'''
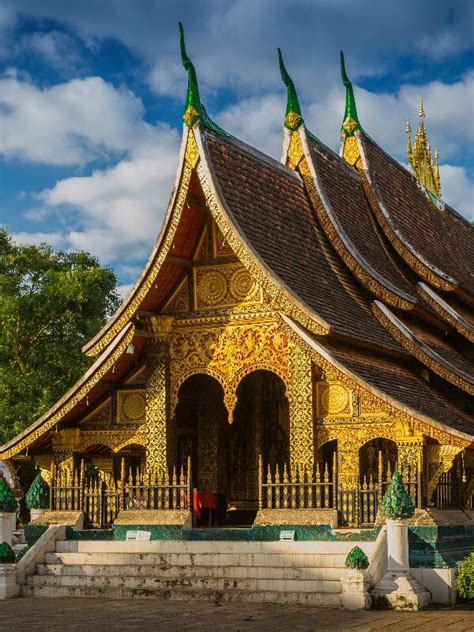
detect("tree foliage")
[456,552,474,599]
[0,229,120,444]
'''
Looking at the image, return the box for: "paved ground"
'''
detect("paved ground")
[0,598,473,631]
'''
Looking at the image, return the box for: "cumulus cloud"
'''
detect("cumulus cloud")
[18,31,82,73]
[36,122,180,263]
[440,165,474,221]
[0,74,149,164]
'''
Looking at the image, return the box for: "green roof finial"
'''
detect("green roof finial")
[278,48,303,131]
[179,22,202,127]
[340,51,361,137]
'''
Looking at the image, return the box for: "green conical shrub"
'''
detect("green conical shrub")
[0,476,17,513]
[25,473,50,510]
[345,546,369,569]
[0,542,15,564]
[379,471,415,520]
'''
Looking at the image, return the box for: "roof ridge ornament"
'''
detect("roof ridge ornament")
[340,51,361,137]
[179,22,202,127]
[278,48,303,131]
[406,97,441,199]
[179,23,231,137]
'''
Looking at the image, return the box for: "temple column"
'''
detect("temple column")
[287,341,314,469]
[51,429,82,475]
[396,437,424,507]
[426,444,463,506]
[145,316,175,474]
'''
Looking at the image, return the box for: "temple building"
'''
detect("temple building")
[1,29,472,531]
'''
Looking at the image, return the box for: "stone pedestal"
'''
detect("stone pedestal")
[30,508,48,523]
[0,564,19,599]
[341,569,371,610]
[372,519,431,610]
[0,512,16,546]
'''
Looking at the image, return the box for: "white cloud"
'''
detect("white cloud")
[19,31,82,72]
[36,122,180,263]
[11,231,67,248]
[0,74,149,165]
[439,165,474,221]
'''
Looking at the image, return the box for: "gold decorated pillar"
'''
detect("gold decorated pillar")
[426,444,464,505]
[51,428,81,474]
[287,341,314,469]
[145,315,175,473]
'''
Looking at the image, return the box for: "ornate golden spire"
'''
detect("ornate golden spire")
[406,98,441,198]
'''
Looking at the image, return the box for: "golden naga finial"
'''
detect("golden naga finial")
[406,98,441,199]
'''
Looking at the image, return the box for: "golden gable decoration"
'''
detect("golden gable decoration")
[117,390,146,424]
[193,262,262,310]
[316,382,352,417]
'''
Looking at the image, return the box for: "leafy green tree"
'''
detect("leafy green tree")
[0,229,120,444]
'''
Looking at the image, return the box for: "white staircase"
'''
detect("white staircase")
[22,539,374,605]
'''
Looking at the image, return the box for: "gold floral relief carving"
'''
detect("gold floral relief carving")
[185,129,200,169]
[145,354,168,472]
[426,444,463,501]
[117,390,146,424]
[193,262,262,311]
[170,321,289,421]
[35,455,54,485]
[162,277,189,314]
[287,341,314,467]
[80,429,144,453]
[316,382,352,417]
[212,221,235,258]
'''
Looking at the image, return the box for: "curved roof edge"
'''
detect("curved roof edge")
[417,282,474,343]
[0,323,135,461]
[357,133,459,293]
[83,127,191,357]
[372,300,473,395]
[194,126,331,337]
[279,312,472,446]
[298,128,417,311]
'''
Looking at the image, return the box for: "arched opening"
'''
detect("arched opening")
[317,439,337,480]
[114,444,146,484]
[359,438,397,488]
[174,374,229,524]
[231,370,289,522]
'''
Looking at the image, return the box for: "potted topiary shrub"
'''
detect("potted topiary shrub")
[341,546,371,610]
[372,471,430,610]
[25,473,50,522]
[456,552,474,601]
[0,476,17,546]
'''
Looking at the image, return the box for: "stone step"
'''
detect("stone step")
[22,583,342,606]
[27,573,342,594]
[36,562,342,582]
[55,540,366,555]
[45,551,347,568]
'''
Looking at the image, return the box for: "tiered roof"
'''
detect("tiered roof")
[0,27,472,459]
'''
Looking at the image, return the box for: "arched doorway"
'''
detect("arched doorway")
[359,438,397,488]
[174,374,229,522]
[231,370,289,517]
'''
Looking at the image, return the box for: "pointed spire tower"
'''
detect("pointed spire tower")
[406,98,441,198]
[340,52,362,167]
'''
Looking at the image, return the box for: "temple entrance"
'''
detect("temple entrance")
[230,370,289,522]
[174,374,229,524]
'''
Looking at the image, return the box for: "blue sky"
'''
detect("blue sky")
[1,0,473,296]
